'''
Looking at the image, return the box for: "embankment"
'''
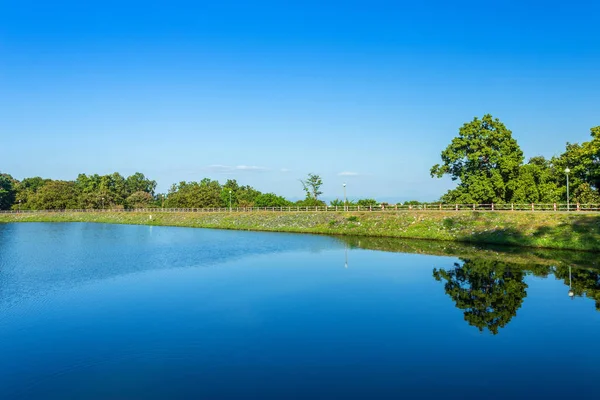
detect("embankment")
[1,210,599,252]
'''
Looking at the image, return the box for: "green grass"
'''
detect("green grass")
[1,210,599,252]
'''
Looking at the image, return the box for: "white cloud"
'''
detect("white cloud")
[235,165,268,171]
[280,168,290,173]
[337,171,360,176]
[205,164,268,173]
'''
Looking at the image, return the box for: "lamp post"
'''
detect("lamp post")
[161,194,165,209]
[344,244,348,269]
[568,266,574,299]
[229,190,232,212]
[565,168,570,211]
[343,183,347,211]
[18,200,21,213]
[102,197,104,210]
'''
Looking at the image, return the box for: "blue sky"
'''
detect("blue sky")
[1,0,599,202]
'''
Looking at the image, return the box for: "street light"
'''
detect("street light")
[565,168,570,211]
[344,245,348,269]
[161,194,165,209]
[18,200,21,213]
[229,190,232,212]
[102,197,105,210]
[343,183,347,211]
[568,266,574,299]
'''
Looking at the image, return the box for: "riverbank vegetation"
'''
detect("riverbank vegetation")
[1,210,599,252]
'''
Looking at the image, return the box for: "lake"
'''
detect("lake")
[0,223,598,399]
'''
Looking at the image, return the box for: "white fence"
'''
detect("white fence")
[1,203,600,213]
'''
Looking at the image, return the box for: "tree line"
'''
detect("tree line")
[0,167,399,211]
[0,172,159,210]
[0,171,343,211]
[1,115,597,210]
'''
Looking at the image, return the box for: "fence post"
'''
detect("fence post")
[369,205,372,211]
[553,203,557,211]
[577,203,580,211]
[492,203,495,211]
[472,204,475,211]
[439,203,442,210]
[532,203,534,211]
[455,204,458,211]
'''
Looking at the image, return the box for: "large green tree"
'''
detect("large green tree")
[432,115,524,204]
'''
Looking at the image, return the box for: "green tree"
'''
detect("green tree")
[433,258,528,334]
[0,173,17,210]
[432,115,524,204]
[254,193,292,207]
[28,181,79,210]
[357,198,378,207]
[236,185,262,207]
[125,172,157,196]
[14,177,48,209]
[220,179,243,207]
[510,156,561,203]
[75,173,114,208]
[126,191,154,208]
[552,126,600,203]
[166,178,222,208]
[300,173,323,202]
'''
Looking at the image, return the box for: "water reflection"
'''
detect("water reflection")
[2,225,600,398]
[433,259,528,335]
[554,265,600,309]
[340,235,600,334]
[433,260,600,334]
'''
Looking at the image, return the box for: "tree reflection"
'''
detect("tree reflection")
[554,266,600,310]
[433,259,530,335]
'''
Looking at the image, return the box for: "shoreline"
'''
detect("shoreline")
[1,210,599,252]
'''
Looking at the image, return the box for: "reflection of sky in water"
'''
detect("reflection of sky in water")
[0,223,342,309]
[0,223,599,399]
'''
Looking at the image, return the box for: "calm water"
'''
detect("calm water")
[0,223,598,399]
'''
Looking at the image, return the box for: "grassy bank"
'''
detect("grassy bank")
[1,210,599,252]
